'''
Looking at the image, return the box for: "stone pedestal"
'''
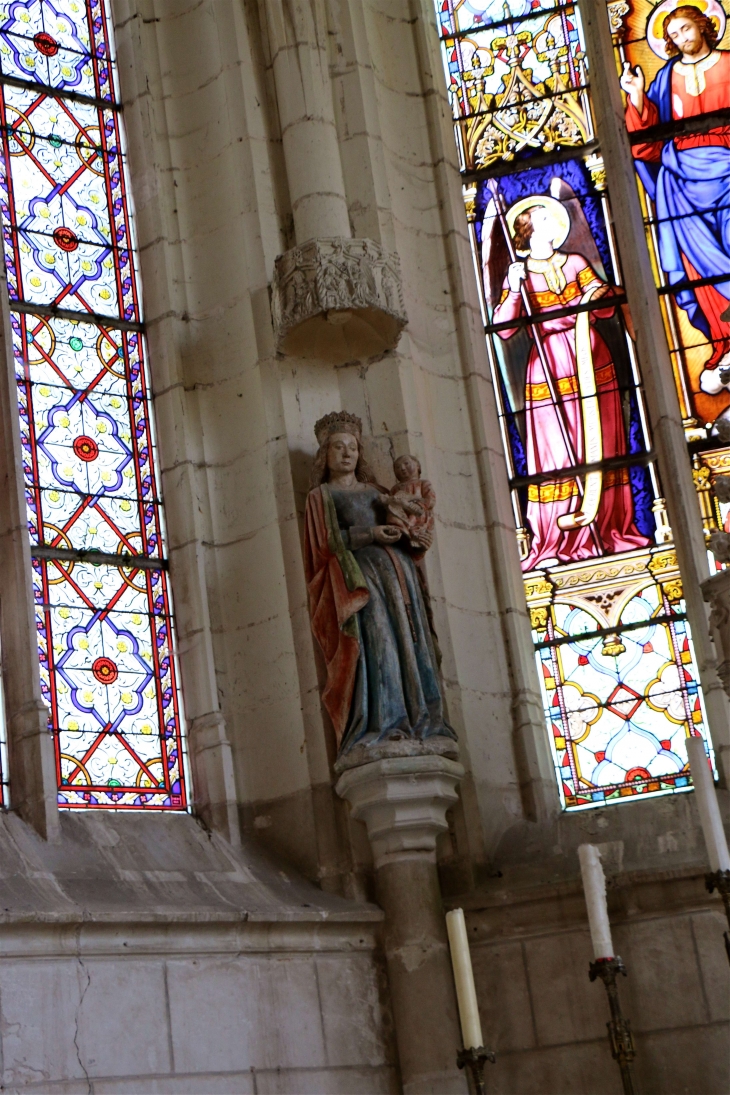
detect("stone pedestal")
[271,237,407,362]
[336,753,468,1095]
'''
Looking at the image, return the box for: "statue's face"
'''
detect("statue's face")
[394,455,420,482]
[327,432,359,475]
[666,14,707,57]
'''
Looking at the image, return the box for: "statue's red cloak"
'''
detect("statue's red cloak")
[303,485,369,747]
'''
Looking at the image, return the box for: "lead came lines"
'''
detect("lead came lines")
[0,0,188,809]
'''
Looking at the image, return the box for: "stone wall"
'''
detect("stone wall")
[466,878,728,1095]
[441,787,730,1094]
[1,929,397,1094]
[0,813,397,1094]
[111,0,547,884]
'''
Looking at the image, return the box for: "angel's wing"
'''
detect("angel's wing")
[481,197,511,318]
[549,176,608,281]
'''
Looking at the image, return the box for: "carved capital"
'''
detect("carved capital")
[271,237,407,361]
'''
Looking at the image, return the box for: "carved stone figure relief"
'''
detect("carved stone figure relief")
[271,238,407,360]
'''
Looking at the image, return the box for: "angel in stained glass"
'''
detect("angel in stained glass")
[486,181,650,571]
[621,1,730,406]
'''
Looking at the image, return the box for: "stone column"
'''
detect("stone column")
[113,3,242,848]
[581,5,730,782]
[336,747,468,1095]
[263,0,350,244]
[0,282,58,840]
[262,0,407,361]
[702,571,730,700]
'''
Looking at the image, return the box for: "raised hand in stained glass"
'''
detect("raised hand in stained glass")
[621,1,730,419]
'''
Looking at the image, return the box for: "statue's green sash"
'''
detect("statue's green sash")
[320,483,367,639]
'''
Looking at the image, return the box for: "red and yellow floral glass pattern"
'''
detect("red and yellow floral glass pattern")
[0,0,188,808]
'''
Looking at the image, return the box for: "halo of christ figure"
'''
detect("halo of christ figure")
[621,0,730,399]
[492,195,650,571]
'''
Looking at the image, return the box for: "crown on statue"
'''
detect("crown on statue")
[314,411,362,445]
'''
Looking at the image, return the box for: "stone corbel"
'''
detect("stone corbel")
[271,237,407,362]
[335,751,464,868]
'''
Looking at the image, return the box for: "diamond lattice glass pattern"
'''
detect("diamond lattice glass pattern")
[535,580,710,809]
[0,0,115,99]
[0,81,137,319]
[435,0,718,810]
[0,0,188,809]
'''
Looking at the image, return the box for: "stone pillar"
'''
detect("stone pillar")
[263,0,408,361]
[581,5,730,781]
[113,5,242,849]
[702,571,730,701]
[264,0,350,245]
[336,749,468,1095]
[0,282,58,840]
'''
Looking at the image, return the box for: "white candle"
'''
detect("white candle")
[578,843,614,960]
[686,735,730,872]
[445,908,483,1049]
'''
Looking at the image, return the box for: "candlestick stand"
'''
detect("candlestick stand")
[705,869,730,964]
[456,1046,496,1095]
[589,957,636,1095]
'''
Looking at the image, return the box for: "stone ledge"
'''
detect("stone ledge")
[0,811,382,927]
[0,918,383,959]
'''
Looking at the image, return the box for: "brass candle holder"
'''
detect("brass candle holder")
[456,1045,496,1095]
[589,957,636,1095]
[705,868,730,964]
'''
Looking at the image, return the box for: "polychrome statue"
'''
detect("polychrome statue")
[303,412,456,757]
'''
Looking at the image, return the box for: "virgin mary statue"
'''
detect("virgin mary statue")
[303,412,456,758]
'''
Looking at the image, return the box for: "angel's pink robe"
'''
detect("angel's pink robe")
[493,253,649,570]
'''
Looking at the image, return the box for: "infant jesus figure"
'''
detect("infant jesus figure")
[385,454,435,550]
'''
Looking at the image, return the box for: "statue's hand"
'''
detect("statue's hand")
[373,525,401,544]
[413,528,433,550]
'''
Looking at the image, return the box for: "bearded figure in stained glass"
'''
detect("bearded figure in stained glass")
[622,1,730,404]
[489,190,649,570]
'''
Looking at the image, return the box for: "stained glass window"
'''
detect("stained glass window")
[610,1,730,557]
[438,1,593,171]
[437,0,716,809]
[0,0,189,809]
